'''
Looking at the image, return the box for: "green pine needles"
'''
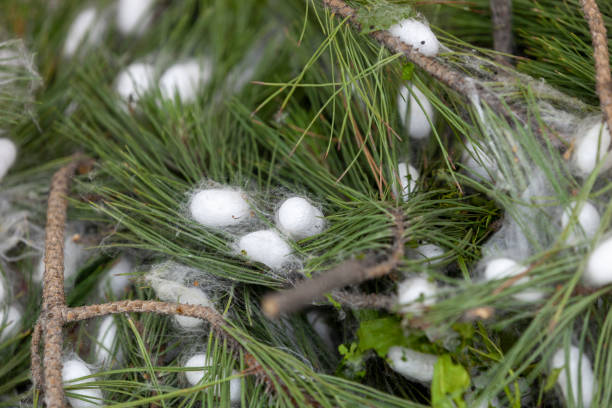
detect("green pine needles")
[0,0,611,407]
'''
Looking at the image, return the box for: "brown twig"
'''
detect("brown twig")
[580,0,612,134]
[330,290,395,310]
[31,319,43,390]
[490,0,513,65]
[262,210,405,318]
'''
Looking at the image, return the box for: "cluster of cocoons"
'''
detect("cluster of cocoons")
[560,201,600,245]
[397,276,438,315]
[584,236,612,287]
[398,83,434,140]
[483,258,543,302]
[388,18,440,57]
[62,359,103,408]
[99,257,133,298]
[387,346,439,382]
[0,138,17,182]
[183,353,241,403]
[392,162,419,200]
[573,121,611,176]
[94,316,123,366]
[551,346,595,408]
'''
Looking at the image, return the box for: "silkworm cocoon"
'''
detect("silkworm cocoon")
[117,0,155,36]
[0,305,21,340]
[398,84,434,139]
[189,188,251,228]
[560,201,600,244]
[184,353,241,402]
[397,276,437,315]
[388,19,440,57]
[62,359,103,408]
[584,237,612,287]
[387,346,438,382]
[415,244,444,266]
[99,257,132,298]
[94,316,122,366]
[483,258,543,302]
[237,229,292,270]
[115,62,155,103]
[573,122,611,175]
[392,162,419,199]
[0,275,6,305]
[0,138,17,181]
[63,8,107,57]
[551,346,595,408]
[35,235,87,283]
[276,197,325,240]
[463,140,497,181]
[159,59,212,103]
[150,279,214,328]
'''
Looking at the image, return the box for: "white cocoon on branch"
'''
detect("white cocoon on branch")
[387,346,438,382]
[551,346,595,408]
[237,230,292,270]
[388,19,440,57]
[560,201,600,245]
[184,353,241,402]
[0,275,5,304]
[0,138,17,181]
[463,140,498,182]
[159,59,212,103]
[398,84,434,140]
[149,279,214,328]
[63,7,107,57]
[115,62,155,103]
[415,243,444,266]
[62,359,103,408]
[117,0,155,36]
[35,234,88,284]
[189,188,251,228]
[0,305,21,340]
[393,162,419,200]
[99,257,132,298]
[573,121,611,176]
[397,276,437,315]
[584,237,612,287]
[276,197,325,240]
[483,258,543,302]
[94,316,122,366]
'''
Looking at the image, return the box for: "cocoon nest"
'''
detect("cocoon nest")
[189,188,252,228]
[387,346,439,382]
[397,276,438,315]
[388,19,440,57]
[398,84,434,140]
[237,229,292,270]
[551,345,595,408]
[159,59,212,103]
[276,196,325,240]
[62,358,103,408]
[183,353,241,402]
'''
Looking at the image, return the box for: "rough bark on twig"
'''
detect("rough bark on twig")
[262,211,404,318]
[490,0,512,65]
[331,290,395,310]
[580,0,612,135]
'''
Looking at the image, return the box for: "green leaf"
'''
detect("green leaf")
[544,368,562,392]
[432,355,470,408]
[357,317,407,357]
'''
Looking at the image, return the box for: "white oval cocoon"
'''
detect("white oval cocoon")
[115,62,155,103]
[398,84,434,140]
[95,316,122,366]
[484,258,543,302]
[190,188,251,228]
[159,59,212,103]
[574,122,611,175]
[388,19,440,56]
[393,162,419,200]
[35,235,87,283]
[0,276,6,305]
[560,201,600,244]
[415,244,444,265]
[100,257,132,298]
[387,346,438,382]
[156,282,213,328]
[0,305,21,340]
[62,359,103,408]
[397,276,437,315]
[184,353,241,402]
[276,197,325,240]
[237,230,292,270]
[0,138,17,181]
[463,140,497,181]
[63,8,106,57]
[117,0,155,36]
[584,237,612,287]
[551,346,595,408]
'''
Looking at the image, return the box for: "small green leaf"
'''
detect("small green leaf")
[357,317,406,357]
[544,368,562,391]
[432,355,470,408]
[401,63,415,81]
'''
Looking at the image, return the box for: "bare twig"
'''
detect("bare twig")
[262,210,405,318]
[580,0,612,134]
[331,290,395,310]
[490,0,513,65]
[31,319,43,390]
